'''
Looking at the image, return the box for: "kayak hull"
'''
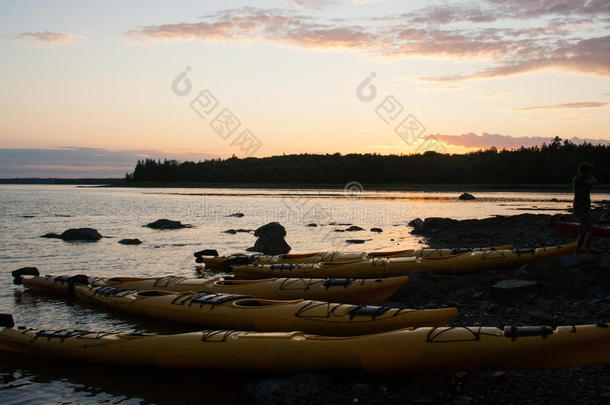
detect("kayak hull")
[201,245,515,270]
[20,274,409,304]
[233,244,576,279]
[1,322,608,372]
[69,285,458,336]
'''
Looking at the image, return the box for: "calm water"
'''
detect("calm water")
[0,185,608,404]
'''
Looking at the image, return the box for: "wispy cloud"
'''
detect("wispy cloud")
[289,0,339,9]
[9,31,75,45]
[0,147,218,178]
[127,1,610,80]
[436,85,467,91]
[513,102,608,111]
[477,92,508,99]
[423,132,610,150]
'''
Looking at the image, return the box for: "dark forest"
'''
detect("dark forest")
[125,137,610,186]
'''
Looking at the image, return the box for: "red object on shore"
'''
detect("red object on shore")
[554,221,610,238]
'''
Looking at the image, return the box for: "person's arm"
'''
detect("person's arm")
[586,175,597,185]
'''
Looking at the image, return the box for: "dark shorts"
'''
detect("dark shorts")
[574,208,593,234]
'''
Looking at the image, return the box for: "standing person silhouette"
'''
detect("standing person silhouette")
[573,162,597,254]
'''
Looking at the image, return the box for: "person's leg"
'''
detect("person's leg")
[575,232,584,254]
[583,231,593,254]
[582,210,594,254]
[574,209,587,254]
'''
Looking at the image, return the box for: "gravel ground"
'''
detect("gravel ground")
[248,203,610,405]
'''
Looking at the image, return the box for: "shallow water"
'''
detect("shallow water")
[0,185,607,404]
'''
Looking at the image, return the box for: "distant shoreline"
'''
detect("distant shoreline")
[113,182,610,193]
[2,179,610,193]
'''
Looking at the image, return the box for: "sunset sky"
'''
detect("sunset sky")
[1,0,609,177]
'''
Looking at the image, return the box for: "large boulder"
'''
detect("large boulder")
[41,228,102,241]
[145,219,190,230]
[247,222,291,255]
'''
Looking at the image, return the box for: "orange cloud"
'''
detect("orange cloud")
[10,31,74,45]
[128,8,374,50]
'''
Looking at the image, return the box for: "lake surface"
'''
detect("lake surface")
[0,185,608,404]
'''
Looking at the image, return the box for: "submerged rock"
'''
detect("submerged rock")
[227,212,245,217]
[41,228,102,241]
[306,223,318,227]
[247,222,291,255]
[118,238,142,245]
[346,239,366,244]
[145,219,190,230]
[224,229,251,234]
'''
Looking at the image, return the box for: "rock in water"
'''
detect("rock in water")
[227,213,244,217]
[118,238,142,245]
[459,193,476,200]
[254,222,286,238]
[247,222,291,255]
[42,228,102,241]
[145,219,190,229]
[345,225,364,231]
[61,228,102,240]
[370,227,383,233]
[306,223,318,227]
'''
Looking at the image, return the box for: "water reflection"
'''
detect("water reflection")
[0,357,256,404]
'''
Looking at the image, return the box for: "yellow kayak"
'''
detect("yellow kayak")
[15,270,408,304]
[233,243,576,279]
[198,244,514,270]
[1,315,608,372]
[68,285,457,336]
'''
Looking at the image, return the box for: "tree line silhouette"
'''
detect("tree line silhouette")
[125,137,609,185]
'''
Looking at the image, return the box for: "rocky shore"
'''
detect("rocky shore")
[248,204,610,404]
